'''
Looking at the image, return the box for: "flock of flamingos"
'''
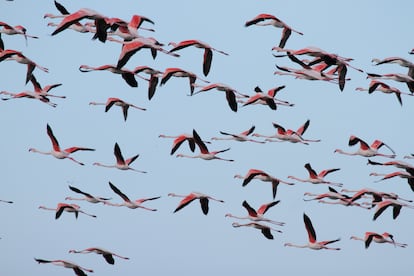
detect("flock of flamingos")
[1,1,414,275]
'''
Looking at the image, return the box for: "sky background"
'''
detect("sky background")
[1,0,413,275]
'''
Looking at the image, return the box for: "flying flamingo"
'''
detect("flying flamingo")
[104,181,160,211]
[284,213,341,250]
[168,191,224,215]
[303,186,348,201]
[160,67,209,95]
[288,163,342,187]
[69,247,129,265]
[355,80,413,106]
[211,126,265,143]
[132,65,162,100]
[231,222,282,240]
[29,124,95,165]
[371,199,414,221]
[369,171,414,191]
[93,142,147,173]
[192,83,243,112]
[0,21,38,49]
[225,200,285,226]
[334,135,396,158]
[241,87,279,110]
[367,158,414,172]
[107,14,155,40]
[252,119,320,144]
[0,49,48,84]
[106,36,179,69]
[234,169,294,199]
[65,185,111,204]
[341,188,413,205]
[34,258,93,276]
[176,129,234,162]
[371,56,414,69]
[350,232,407,249]
[89,97,146,121]
[237,85,293,108]
[38,203,96,219]
[79,64,139,87]
[168,39,229,76]
[159,132,212,155]
[367,73,414,93]
[317,198,372,209]
[245,13,303,48]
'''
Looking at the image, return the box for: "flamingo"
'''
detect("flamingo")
[104,182,160,211]
[317,198,372,209]
[284,213,341,250]
[367,158,414,172]
[355,80,413,106]
[168,191,224,215]
[132,65,162,100]
[38,203,96,219]
[242,86,279,110]
[367,73,414,93]
[29,124,95,165]
[159,133,206,155]
[371,199,414,221]
[107,14,155,40]
[334,135,396,158]
[288,163,342,187]
[0,21,38,49]
[192,83,243,112]
[211,126,265,143]
[369,171,414,191]
[50,8,110,42]
[371,56,414,69]
[253,119,320,144]
[231,222,282,240]
[0,49,48,84]
[79,64,139,87]
[341,188,413,205]
[93,142,146,173]
[245,13,303,48]
[350,232,407,249]
[106,36,179,69]
[34,258,93,276]
[234,169,294,199]
[69,247,129,265]
[176,129,234,162]
[168,39,229,76]
[238,85,292,107]
[225,200,285,226]
[303,186,348,201]
[89,97,146,121]
[65,185,111,204]
[160,67,209,95]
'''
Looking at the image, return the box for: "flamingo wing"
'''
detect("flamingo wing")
[257,200,280,215]
[203,48,213,76]
[319,168,340,177]
[296,120,310,136]
[173,193,197,213]
[303,213,317,243]
[242,200,258,217]
[108,181,130,202]
[46,124,60,151]
[304,163,318,179]
[102,253,115,265]
[121,72,138,87]
[68,185,92,198]
[199,197,209,215]
[261,226,274,240]
[114,142,126,165]
[192,129,209,154]
[225,90,237,112]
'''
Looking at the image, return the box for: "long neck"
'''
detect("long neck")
[284,243,309,248]
[350,236,364,242]
[65,197,85,201]
[39,206,56,211]
[93,162,117,168]
[29,148,52,155]
[288,176,307,182]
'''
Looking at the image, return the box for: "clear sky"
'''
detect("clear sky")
[1,0,413,275]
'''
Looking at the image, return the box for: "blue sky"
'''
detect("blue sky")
[1,0,413,275]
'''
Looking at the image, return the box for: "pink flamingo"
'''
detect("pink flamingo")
[234,169,294,199]
[367,158,414,172]
[65,185,111,204]
[372,199,414,221]
[341,187,412,205]
[284,213,341,250]
[288,163,342,187]
[350,232,407,249]
[79,64,139,87]
[29,124,95,165]
[34,258,93,276]
[89,97,146,121]
[304,186,348,201]
[38,203,96,219]
[107,14,155,40]
[192,83,245,112]
[69,247,129,265]
[176,129,234,161]
[104,181,160,211]
[160,67,209,95]
[231,222,282,240]
[369,171,414,191]
[334,135,396,158]
[0,49,48,84]
[372,56,414,69]
[0,21,38,48]
[225,200,285,226]
[106,36,179,69]
[245,13,303,48]
[159,132,211,155]
[211,126,265,143]
[168,191,224,215]
[355,80,413,106]
[168,39,229,76]
[367,73,414,93]
[317,198,372,209]
[93,142,146,173]
[238,85,292,108]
